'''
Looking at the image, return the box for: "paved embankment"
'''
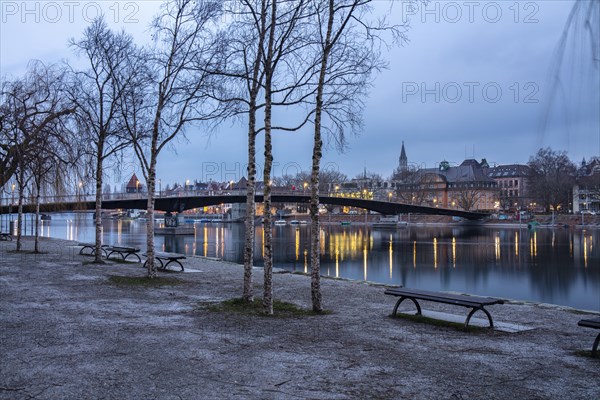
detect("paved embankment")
[1,237,598,399]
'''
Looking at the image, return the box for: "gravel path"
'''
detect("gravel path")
[1,237,598,399]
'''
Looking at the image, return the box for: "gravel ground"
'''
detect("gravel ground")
[1,237,598,400]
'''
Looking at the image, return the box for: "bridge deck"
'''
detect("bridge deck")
[0,194,489,220]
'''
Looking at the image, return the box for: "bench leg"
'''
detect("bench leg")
[163,260,184,272]
[592,332,600,358]
[122,253,141,263]
[465,307,494,330]
[392,296,422,317]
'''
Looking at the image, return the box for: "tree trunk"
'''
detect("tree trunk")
[16,183,24,252]
[243,121,256,301]
[34,185,40,253]
[94,146,104,263]
[15,165,26,252]
[309,0,335,313]
[146,153,158,279]
[242,0,267,303]
[262,0,277,315]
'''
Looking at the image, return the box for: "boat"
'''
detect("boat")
[340,221,351,226]
[274,220,287,226]
[41,214,51,221]
[299,220,308,225]
[289,220,300,225]
[373,215,401,229]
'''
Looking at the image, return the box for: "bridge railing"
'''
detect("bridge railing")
[0,188,399,208]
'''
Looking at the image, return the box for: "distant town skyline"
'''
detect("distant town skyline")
[2,0,598,185]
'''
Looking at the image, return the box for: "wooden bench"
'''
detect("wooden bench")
[578,317,600,357]
[0,232,12,241]
[385,287,505,329]
[143,252,187,272]
[105,246,141,262]
[78,243,109,257]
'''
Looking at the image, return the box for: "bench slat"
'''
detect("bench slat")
[578,317,600,329]
[385,288,504,307]
[143,252,186,260]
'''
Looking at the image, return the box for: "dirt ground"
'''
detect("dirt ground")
[1,237,598,400]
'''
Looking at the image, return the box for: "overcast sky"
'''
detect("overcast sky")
[2,0,599,187]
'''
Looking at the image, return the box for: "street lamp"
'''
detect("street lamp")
[303,182,308,193]
[158,179,162,198]
[388,192,392,202]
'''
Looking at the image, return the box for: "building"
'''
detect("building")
[393,159,498,211]
[390,143,498,211]
[573,158,600,213]
[125,173,144,193]
[486,164,533,211]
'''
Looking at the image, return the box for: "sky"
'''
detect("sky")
[1,0,599,188]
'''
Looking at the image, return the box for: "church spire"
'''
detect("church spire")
[399,141,407,171]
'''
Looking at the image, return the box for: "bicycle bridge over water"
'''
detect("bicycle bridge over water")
[0,193,489,220]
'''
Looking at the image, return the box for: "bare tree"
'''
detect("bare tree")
[28,123,76,253]
[0,61,75,189]
[305,0,405,311]
[120,0,226,278]
[68,18,135,262]
[0,61,74,250]
[453,186,484,211]
[220,0,315,313]
[528,147,576,212]
[217,0,270,302]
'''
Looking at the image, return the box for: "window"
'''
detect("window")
[514,180,518,187]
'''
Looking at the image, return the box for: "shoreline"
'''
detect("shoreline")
[1,237,599,399]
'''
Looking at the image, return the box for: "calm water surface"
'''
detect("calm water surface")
[16,213,600,311]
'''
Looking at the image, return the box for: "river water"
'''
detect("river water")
[11,213,600,311]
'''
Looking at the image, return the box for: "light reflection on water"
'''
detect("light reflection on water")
[18,213,600,310]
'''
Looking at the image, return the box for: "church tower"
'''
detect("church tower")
[399,141,407,172]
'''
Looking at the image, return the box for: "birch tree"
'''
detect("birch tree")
[220,0,314,313]
[120,0,226,278]
[69,18,135,263]
[218,0,269,303]
[305,0,406,311]
[260,0,315,314]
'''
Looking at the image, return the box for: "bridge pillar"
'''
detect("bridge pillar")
[230,202,247,221]
[165,212,178,227]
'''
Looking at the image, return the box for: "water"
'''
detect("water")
[7,213,600,311]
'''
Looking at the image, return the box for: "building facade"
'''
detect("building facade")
[392,156,499,211]
[486,164,533,211]
[573,158,600,213]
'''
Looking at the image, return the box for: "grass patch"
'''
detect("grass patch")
[390,312,487,332]
[108,275,181,287]
[206,297,331,317]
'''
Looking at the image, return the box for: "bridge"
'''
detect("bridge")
[0,192,489,220]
